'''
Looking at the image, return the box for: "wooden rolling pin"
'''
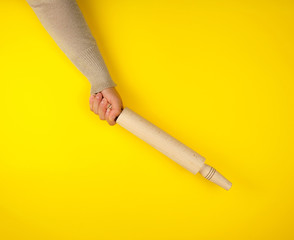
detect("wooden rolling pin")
[115,107,232,190]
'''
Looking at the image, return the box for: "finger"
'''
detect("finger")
[98,97,108,120]
[89,94,95,111]
[93,93,102,115]
[109,109,121,124]
[105,107,113,126]
[108,102,123,125]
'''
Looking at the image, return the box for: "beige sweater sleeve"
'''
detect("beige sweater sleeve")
[26,0,117,95]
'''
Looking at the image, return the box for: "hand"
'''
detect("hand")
[89,87,123,126]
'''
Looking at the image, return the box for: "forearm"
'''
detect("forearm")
[26,0,116,94]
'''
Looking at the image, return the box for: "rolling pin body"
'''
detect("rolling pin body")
[116,107,232,190]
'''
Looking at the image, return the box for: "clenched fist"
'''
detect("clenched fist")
[89,87,123,126]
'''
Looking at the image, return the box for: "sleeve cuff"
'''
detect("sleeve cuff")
[74,45,117,95]
[90,81,117,95]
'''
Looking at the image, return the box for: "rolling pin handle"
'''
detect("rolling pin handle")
[199,164,232,190]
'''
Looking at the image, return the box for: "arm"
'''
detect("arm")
[26,0,116,95]
[26,0,123,125]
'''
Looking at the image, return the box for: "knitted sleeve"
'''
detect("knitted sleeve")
[26,0,117,95]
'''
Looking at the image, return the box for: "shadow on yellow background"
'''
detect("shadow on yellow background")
[0,0,293,239]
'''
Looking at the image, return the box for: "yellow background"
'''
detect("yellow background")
[1,0,293,239]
